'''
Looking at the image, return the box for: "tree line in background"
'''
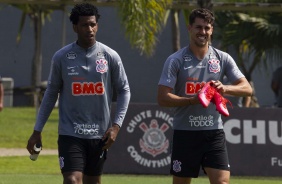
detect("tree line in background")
[5,0,282,108]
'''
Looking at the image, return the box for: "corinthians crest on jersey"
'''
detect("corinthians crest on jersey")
[208,52,220,74]
[96,59,108,74]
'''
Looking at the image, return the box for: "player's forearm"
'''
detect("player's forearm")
[222,78,253,97]
[114,88,131,127]
[224,84,252,97]
[34,86,59,131]
[158,93,199,107]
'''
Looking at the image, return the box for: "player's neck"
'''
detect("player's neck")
[188,44,209,61]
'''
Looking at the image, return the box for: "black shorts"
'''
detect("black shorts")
[170,129,230,178]
[58,135,107,176]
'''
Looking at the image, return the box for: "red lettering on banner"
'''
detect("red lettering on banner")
[185,82,205,95]
[72,82,104,95]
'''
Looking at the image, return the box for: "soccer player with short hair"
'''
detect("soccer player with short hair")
[27,3,130,184]
[158,8,252,184]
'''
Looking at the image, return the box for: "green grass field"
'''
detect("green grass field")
[0,107,281,184]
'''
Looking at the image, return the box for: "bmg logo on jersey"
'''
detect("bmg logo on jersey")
[185,82,205,95]
[72,82,105,95]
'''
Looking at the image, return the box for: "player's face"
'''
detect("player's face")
[73,16,98,48]
[188,17,213,48]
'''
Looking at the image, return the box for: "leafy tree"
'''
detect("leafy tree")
[118,0,173,56]
[12,4,65,109]
[8,0,282,109]
[117,0,212,56]
[214,11,282,107]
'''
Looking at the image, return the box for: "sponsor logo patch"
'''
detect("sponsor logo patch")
[73,122,100,135]
[72,82,105,95]
[97,51,106,58]
[67,66,79,76]
[66,52,77,59]
[183,54,193,62]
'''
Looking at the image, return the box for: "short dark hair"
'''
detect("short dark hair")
[189,8,215,25]
[69,3,101,25]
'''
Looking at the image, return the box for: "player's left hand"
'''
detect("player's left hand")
[211,80,226,94]
[102,124,120,150]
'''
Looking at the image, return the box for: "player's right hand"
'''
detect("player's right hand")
[26,130,42,155]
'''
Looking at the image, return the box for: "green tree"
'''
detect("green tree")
[12,4,65,109]
[118,0,173,57]
[8,0,282,109]
[117,0,212,56]
[214,11,282,107]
